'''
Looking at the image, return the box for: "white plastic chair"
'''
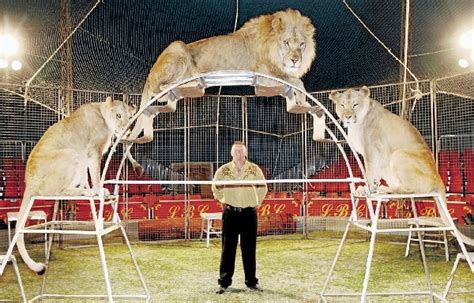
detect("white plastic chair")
[199,212,222,248]
[405,216,453,261]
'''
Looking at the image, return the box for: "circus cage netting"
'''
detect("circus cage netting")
[0,0,473,302]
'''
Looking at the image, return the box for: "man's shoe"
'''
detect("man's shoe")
[247,285,263,292]
[216,286,227,294]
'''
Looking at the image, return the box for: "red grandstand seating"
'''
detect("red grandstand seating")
[157,194,174,201]
[326,182,343,194]
[274,192,288,198]
[308,177,325,192]
[449,168,463,193]
[127,183,142,195]
[4,180,19,198]
[189,194,201,200]
[149,184,162,194]
[174,194,186,201]
[463,149,474,194]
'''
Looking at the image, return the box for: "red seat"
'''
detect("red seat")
[128,184,142,195]
[465,172,474,193]
[189,194,201,200]
[149,184,162,194]
[157,194,174,201]
[174,194,186,201]
[326,182,343,194]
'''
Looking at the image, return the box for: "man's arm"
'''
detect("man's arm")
[254,165,268,204]
[211,167,225,202]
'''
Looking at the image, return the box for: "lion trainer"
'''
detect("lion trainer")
[128,8,317,144]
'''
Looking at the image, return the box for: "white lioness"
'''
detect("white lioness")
[16,97,136,274]
[128,8,316,144]
[329,86,474,246]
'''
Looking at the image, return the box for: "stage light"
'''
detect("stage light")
[11,59,22,70]
[458,58,469,68]
[0,34,19,56]
[460,29,474,49]
[0,58,7,69]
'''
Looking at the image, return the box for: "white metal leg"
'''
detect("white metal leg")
[119,223,151,302]
[433,195,473,271]
[319,221,352,301]
[39,200,60,299]
[360,196,383,302]
[0,255,27,303]
[2,195,150,302]
[442,252,474,300]
[320,192,465,302]
[442,253,462,300]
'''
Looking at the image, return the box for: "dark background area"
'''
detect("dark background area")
[0,0,473,93]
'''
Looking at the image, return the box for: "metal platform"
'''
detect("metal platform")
[150,70,314,114]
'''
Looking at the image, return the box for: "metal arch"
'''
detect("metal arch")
[99,70,369,197]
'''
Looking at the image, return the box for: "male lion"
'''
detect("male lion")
[16,97,136,274]
[329,86,474,246]
[128,8,316,144]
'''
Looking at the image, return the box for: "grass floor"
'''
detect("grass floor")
[0,232,473,302]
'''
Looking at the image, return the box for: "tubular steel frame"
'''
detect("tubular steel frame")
[102,71,471,302]
[0,71,471,302]
[0,195,151,302]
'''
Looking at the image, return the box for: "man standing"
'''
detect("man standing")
[212,141,268,294]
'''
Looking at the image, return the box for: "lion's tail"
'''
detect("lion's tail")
[16,191,47,275]
[437,190,474,247]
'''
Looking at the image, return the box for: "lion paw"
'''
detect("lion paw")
[91,187,110,197]
[355,185,368,196]
[294,91,311,107]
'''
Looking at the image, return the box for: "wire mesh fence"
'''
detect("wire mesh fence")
[0,73,473,249]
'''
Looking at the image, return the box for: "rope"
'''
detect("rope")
[233,0,239,32]
[24,0,102,105]
[342,0,421,87]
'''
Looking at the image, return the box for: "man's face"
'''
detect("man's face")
[232,145,247,164]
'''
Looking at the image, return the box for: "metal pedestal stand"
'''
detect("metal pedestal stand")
[0,195,151,302]
[319,192,473,303]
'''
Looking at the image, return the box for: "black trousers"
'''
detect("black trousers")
[218,205,258,288]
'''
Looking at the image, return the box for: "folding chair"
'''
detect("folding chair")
[405,216,452,261]
[200,212,222,248]
[0,254,27,302]
[442,252,474,300]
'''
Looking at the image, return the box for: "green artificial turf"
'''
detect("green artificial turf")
[0,232,472,302]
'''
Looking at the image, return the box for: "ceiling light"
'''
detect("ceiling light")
[0,58,8,68]
[11,59,22,70]
[0,34,19,56]
[460,29,474,49]
[458,58,469,68]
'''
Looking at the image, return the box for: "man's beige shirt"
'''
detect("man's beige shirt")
[211,160,268,208]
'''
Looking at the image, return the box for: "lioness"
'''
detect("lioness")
[16,97,136,274]
[128,8,316,144]
[329,86,474,246]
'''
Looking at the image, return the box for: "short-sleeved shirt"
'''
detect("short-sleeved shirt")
[211,160,268,208]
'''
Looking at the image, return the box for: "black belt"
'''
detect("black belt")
[225,205,255,212]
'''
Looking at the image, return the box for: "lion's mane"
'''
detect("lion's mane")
[128,8,317,144]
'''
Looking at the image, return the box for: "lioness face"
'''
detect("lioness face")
[329,86,371,128]
[103,98,137,137]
